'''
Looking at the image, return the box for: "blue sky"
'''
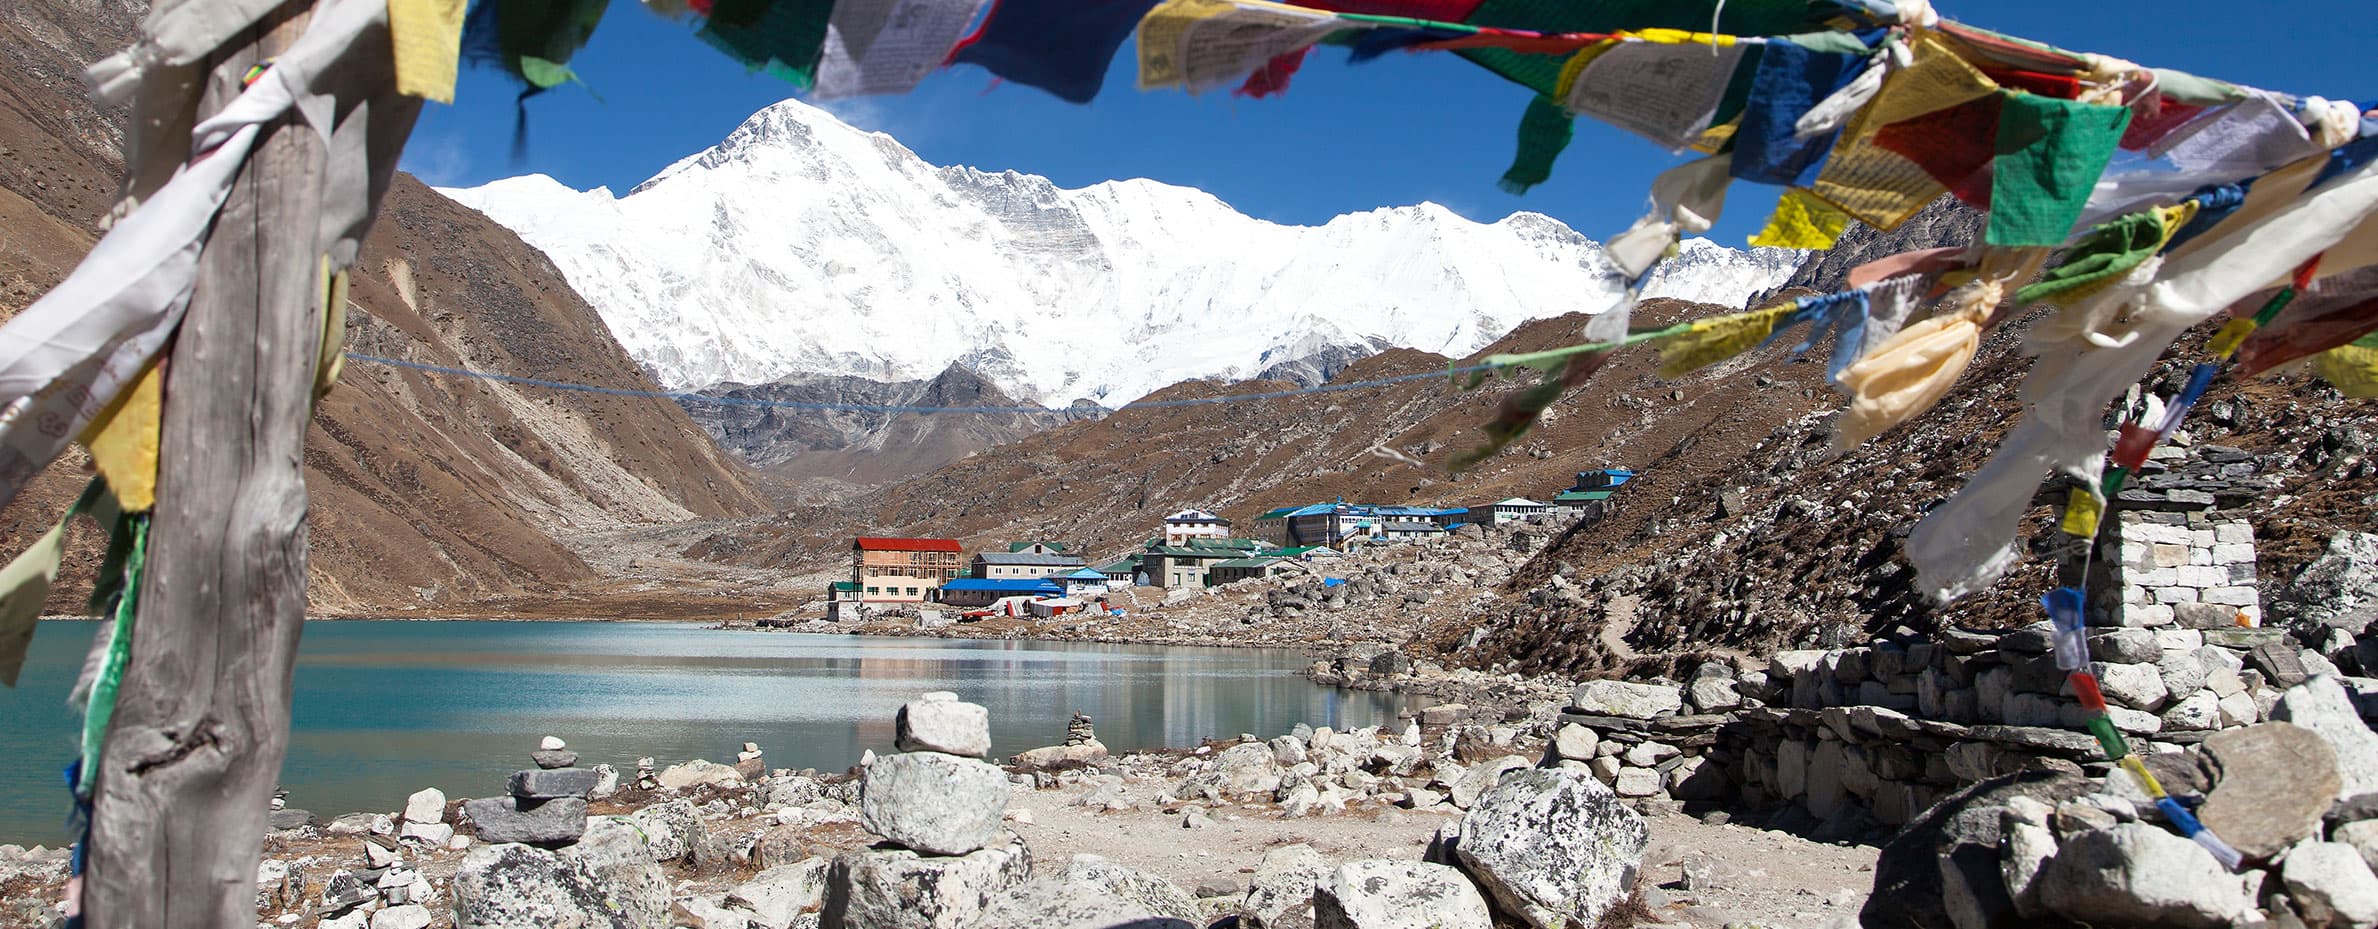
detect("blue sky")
[403,0,2371,244]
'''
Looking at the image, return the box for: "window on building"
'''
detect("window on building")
[866,586,879,594]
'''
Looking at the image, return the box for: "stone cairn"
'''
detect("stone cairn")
[1064,711,1097,746]
[461,736,595,846]
[823,691,1033,929]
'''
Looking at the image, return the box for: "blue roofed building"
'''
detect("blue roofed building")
[936,577,1064,608]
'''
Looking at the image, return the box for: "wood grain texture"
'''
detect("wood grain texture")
[84,4,326,925]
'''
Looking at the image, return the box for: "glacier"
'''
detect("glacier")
[441,97,1803,406]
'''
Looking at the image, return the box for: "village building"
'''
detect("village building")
[852,536,963,602]
[1058,568,1113,596]
[1377,520,1446,541]
[1160,509,1233,546]
[935,577,1064,608]
[1469,497,1550,526]
[1550,469,1633,517]
[971,550,1088,579]
[1142,544,1252,589]
[1005,541,1074,556]
[1254,502,1380,548]
[1097,554,1144,586]
[1208,556,1293,585]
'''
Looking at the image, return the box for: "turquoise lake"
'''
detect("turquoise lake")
[0,620,1413,846]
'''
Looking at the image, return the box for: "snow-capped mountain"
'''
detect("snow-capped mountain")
[442,98,1803,406]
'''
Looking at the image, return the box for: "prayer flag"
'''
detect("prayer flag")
[1730,37,1870,186]
[1987,93,2133,246]
[813,0,995,98]
[390,0,469,102]
[950,0,1160,103]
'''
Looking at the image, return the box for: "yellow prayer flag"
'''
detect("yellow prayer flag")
[2206,318,2258,359]
[1809,33,1998,230]
[2059,486,2104,538]
[390,0,467,104]
[1656,304,1791,378]
[76,361,164,513]
[1750,189,1851,249]
[2315,340,2378,398]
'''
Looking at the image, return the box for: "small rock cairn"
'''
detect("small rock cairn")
[461,736,595,846]
[824,691,1033,928]
[1065,710,1097,747]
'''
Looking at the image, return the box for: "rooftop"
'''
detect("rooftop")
[974,552,1087,566]
[855,536,962,552]
[1211,557,1286,569]
[1380,521,1444,532]
[940,578,1065,593]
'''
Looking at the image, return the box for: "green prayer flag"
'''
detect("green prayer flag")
[2013,209,2167,305]
[1500,95,1574,194]
[699,0,838,88]
[1987,93,2133,247]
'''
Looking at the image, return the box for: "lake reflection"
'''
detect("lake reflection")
[0,621,1413,845]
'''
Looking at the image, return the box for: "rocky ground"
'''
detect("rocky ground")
[0,692,1884,929]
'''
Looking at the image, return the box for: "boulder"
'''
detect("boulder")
[1190,743,1284,799]
[659,759,748,791]
[1011,742,1108,768]
[1314,861,1492,929]
[2281,840,2378,929]
[463,797,586,846]
[1448,756,1527,810]
[628,798,709,862]
[896,696,992,758]
[1570,680,1682,719]
[570,819,673,928]
[1455,767,1647,929]
[1058,856,1201,921]
[822,831,1033,929]
[402,788,445,825]
[452,832,667,929]
[2335,820,2378,873]
[2196,722,2341,861]
[2273,676,2378,802]
[1687,676,1743,712]
[1242,843,1328,929]
[729,859,832,929]
[1860,770,2097,929]
[510,768,601,800]
[370,905,431,929]
[861,751,1010,855]
[1551,724,1598,762]
[973,878,1195,929]
[2035,823,2249,928]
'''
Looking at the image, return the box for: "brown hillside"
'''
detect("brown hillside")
[0,1,767,616]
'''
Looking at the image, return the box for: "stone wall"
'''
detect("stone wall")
[2092,509,2261,628]
[1543,624,2378,831]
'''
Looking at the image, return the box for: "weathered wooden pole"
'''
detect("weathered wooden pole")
[80,3,337,924]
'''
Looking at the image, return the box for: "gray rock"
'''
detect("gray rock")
[2160,649,2212,700]
[322,870,374,912]
[730,859,831,929]
[861,751,1010,855]
[2161,691,2222,730]
[531,749,578,770]
[822,831,1033,929]
[2035,823,2249,928]
[628,798,709,862]
[1456,767,1647,929]
[1242,843,1328,929]
[452,829,667,929]
[1613,767,1663,798]
[1861,770,2097,929]
[671,897,753,929]
[402,788,445,824]
[2095,663,2171,712]
[1551,724,1598,762]
[974,878,1194,929]
[569,819,673,928]
[658,758,748,790]
[2281,840,2378,929]
[269,808,314,831]
[1059,856,1200,921]
[589,764,619,799]
[1570,680,1682,719]
[2089,629,2163,665]
[463,797,587,846]
[2273,676,2378,802]
[2335,820,2378,874]
[371,904,432,929]
[1999,811,2057,919]
[1449,756,1528,810]
[1687,676,1743,712]
[2197,722,2341,861]
[1270,736,1309,767]
[510,768,601,800]
[896,697,991,758]
[1314,861,1492,929]
[1189,743,1284,799]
